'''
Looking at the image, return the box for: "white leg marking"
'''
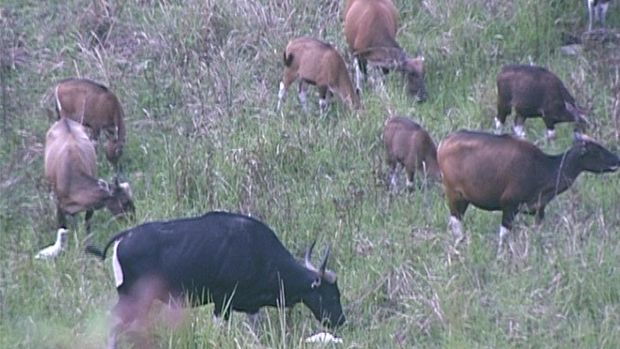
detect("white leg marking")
[513,125,526,138]
[497,225,510,255]
[449,216,464,244]
[389,172,398,189]
[406,178,414,189]
[545,129,556,140]
[319,98,328,112]
[600,3,609,26]
[112,240,124,288]
[55,85,62,113]
[354,57,363,92]
[277,81,286,110]
[494,117,503,133]
[298,83,308,112]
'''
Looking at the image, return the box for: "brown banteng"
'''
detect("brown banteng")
[344,0,427,101]
[437,130,619,254]
[54,78,126,169]
[44,117,135,234]
[277,37,360,112]
[495,64,588,140]
[588,0,612,31]
[383,116,440,190]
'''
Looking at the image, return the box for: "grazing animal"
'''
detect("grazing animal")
[44,118,134,234]
[35,228,69,260]
[344,0,427,101]
[54,78,126,169]
[588,0,612,31]
[85,211,345,348]
[383,116,440,190]
[437,130,619,253]
[495,64,588,140]
[278,37,360,112]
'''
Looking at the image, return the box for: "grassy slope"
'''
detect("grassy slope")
[1,0,619,348]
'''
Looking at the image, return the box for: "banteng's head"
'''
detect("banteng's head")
[301,242,345,328]
[401,56,427,102]
[572,133,620,173]
[105,177,135,219]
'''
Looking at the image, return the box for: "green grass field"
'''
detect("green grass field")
[1,0,619,348]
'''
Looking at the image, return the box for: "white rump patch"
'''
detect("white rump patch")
[112,240,124,288]
[545,129,556,140]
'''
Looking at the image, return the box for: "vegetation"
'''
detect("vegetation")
[1,0,619,348]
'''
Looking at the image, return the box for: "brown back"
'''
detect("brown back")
[55,78,125,165]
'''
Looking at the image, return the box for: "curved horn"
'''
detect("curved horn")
[319,246,330,274]
[305,240,318,272]
[319,246,338,283]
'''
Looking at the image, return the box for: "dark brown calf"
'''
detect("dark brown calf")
[495,64,588,140]
[383,116,440,190]
[44,118,134,234]
[437,130,619,253]
[55,78,126,169]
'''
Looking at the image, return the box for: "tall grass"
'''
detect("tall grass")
[1,0,619,348]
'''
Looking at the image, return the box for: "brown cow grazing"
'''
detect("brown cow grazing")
[344,0,427,101]
[437,130,619,254]
[45,117,135,234]
[495,65,588,140]
[54,78,126,169]
[383,116,440,190]
[277,37,360,112]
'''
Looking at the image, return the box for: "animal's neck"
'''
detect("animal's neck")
[549,148,583,194]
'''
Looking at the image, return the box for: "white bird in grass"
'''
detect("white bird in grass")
[35,228,69,260]
[305,332,343,344]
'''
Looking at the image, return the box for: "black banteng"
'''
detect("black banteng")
[86,211,345,348]
[495,64,588,140]
[437,131,619,254]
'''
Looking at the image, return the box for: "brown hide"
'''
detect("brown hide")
[344,0,399,57]
[383,116,440,188]
[344,0,426,101]
[44,118,134,233]
[438,130,619,232]
[279,37,360,110]
[55,78,126,166]
[496,65,588,138]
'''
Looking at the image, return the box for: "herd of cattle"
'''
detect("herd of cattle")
[35,0,619,347]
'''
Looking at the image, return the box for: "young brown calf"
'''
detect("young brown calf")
[383,116,440,190]
[278,37,360,112]
[55,78,126,169]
